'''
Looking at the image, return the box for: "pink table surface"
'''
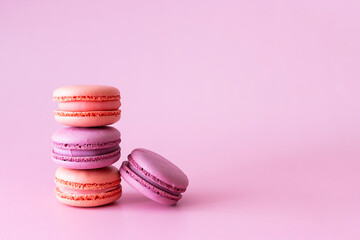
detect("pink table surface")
[1,1,359,239]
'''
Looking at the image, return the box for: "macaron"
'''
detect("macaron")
[120,148,189,205]
[55,166,122,207]
[52,127,121,169]
[53,85,121,127]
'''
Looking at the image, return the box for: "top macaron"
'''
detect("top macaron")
[53,85,121,127]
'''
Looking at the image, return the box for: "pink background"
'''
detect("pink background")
[1,1,360,239]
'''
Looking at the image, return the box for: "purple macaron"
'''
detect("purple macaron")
[52,127,121,169]
[120,148,189,205]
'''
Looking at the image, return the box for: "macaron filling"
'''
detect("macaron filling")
[55,176,120,190]
[55,186,122,202]
[52,139,121,150]
[53,145,120,157]
[58,185,120,195]
[58,100,121,111]
[126,161,180,196]
[52,148,120,163]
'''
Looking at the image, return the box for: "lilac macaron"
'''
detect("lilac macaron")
[120,148,189,205]
[52,127,121,169]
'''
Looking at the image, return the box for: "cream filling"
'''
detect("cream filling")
[58,185,120,195]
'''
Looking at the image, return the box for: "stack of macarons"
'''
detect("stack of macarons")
[52,85,122,207]
[52,85,189,207]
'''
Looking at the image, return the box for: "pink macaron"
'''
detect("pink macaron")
[120,148,189,205]
[55,166,122,207]
[52,127,121,169]
[53,85,121,127]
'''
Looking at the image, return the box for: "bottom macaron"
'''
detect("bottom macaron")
[54,166,122,207]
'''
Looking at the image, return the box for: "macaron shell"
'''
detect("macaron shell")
[55,186,122,207]
[53,85,120,101]
[120,162,180,205]
[54,110,121,127]
[129,148,189,192]
[52,126,121,148]
[55,166,120,186]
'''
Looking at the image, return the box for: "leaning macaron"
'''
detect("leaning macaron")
[52,127,121,169]
[53,85,121,127]
[120,148,189,205]
[55,166,122,207]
